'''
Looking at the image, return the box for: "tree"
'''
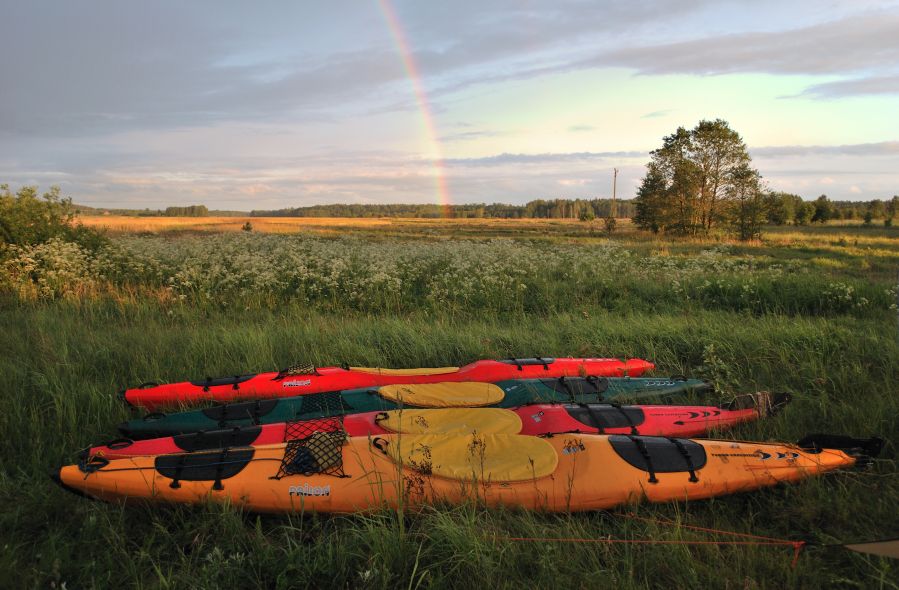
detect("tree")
[866,199,885,220]
[164,204,209,217]
[603,216,617,235]
[795,202,814,226]
[633,164,670,233]
[729,166,767,241]
[691,119,752,233]
[633,119,759,237]
[764,192,797,225]
[886,195,899,221]
[811,195,832,223]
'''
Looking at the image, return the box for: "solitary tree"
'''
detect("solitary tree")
[633,119,759,237]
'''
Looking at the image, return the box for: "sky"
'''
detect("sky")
[1,0,898,210]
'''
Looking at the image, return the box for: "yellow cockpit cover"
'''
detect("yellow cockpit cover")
[376,408,522,434]
[378,433,558,482]
[377,382,504,407]
[350,366,459,376]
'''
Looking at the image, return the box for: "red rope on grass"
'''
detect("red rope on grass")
[490,512,808,569]
[616,510,806,566]
[617,511,793,543]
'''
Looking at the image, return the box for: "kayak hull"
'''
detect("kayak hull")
[58,434,857,514]
[119,377,712,440]
[93,401,760,459]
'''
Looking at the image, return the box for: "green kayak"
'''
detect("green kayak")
[119,376,711,440]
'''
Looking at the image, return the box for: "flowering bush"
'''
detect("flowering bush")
[2,238,99,299]
[0,233,889,316]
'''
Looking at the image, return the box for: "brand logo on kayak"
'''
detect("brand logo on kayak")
[283,379,312,388]
[562,438,586,455]
[712,450,800,461]
[289,483,330,497]
[531,411,545,423]
[755,450,800,461]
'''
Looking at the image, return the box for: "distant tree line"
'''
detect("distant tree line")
[164,205,208,217]
[250,199,637,219]
[633,119,899,239]
[764,193,899,226]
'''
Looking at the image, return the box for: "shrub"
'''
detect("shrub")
[0,184,106,252]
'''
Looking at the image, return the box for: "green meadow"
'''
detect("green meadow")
[1,220,897,588]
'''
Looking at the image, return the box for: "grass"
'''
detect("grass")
[1,220,898,588]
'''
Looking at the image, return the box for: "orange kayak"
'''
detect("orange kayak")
[54,433,878,513]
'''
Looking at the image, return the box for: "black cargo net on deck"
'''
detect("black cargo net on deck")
[284,416,345,442]
[298,390,350,416]
[275,363,318,379]
[272,430,348,479]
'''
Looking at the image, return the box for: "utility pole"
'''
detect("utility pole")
[612,168,618,218]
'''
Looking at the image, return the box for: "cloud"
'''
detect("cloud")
[750,141,899,158]
[3,2,898,207]
[444,151,647,167]
[0,0,718,137]
[4,2,897,141]
[5,139,896,208]
[557,178,592,186]
[439,130,505,142]
[586,13,899,77]
[797,75,899,98]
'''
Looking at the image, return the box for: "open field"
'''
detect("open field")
[1,219,897,588]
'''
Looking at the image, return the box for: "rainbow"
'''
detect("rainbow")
[377,0,452,217]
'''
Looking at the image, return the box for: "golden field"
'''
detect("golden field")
[74,214,639,239]
[74,214,897,250]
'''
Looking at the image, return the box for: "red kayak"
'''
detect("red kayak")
[121,357,653,410]
[89,392,786,459]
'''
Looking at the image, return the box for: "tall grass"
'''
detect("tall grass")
[1,225,897,588]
